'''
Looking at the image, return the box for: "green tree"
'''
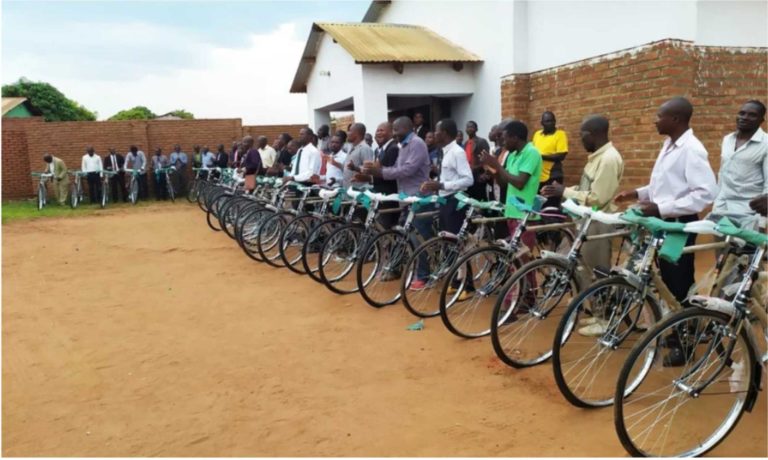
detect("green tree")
[2,77,97,121]
[167,109,194,119]
[108,106,156,121]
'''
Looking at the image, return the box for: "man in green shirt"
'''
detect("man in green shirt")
[481,120,542,251]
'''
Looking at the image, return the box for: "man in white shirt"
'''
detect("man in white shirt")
[712,100,768,219]
[322,134,346,187]
[125,145,149,199]
[615,97,718,366]
[284,127,321,185]
[257,136,277,169]
[81,146,103,204]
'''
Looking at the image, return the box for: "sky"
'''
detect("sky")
[1,0,371,124]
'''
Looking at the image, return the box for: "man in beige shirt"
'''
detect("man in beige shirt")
[542,115,624,275]
[257,136,277,169]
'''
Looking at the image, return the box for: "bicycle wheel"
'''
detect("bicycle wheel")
[490,257,581,367]
[186,179,197,203]
[231,201,261,242]
[238,207,273,262]
[206,193,228,232]
[552,276,662,408]
[614,308,757,457]
[100,183,108,208]
[257,211,292,267]
[302,218,343,283]
[535,225,575,257]
[38,183,45,210]
[129,178,139,204]
[70,184,79,209]
[438,246,520,338]
[280,215,319,274]
[167,175,175,202]
[319,224,364,294]
[401,236,463,318]
[357,230,414,308]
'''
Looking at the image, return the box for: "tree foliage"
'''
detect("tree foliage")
[108,106,156,121]
[167,109,194,119]
[1,77,97,121]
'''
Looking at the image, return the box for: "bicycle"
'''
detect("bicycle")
[356,193,444,308]
[187,168,207,203]
[551,210,754,408]
[437,195,575,340]
[31,172,53,210]
[156,166,177,202]
[99,170,118,208]
[400,192,504,318]
[236,178,293,262]
[68,170,87,209]
[256,182,316,267]
[613,216,767,457]
[124,168,142,205]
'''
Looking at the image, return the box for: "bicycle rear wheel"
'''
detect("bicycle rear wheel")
[257,212,292,267]
[302,218,343,283]
[319,224,363,294]
[438,246,519,338]
[238,208,273,262]
[489,257,580,367]
[552,276,661,408]
[614,308,756,457]
[401,236,463,318]
[167,175,175,202]
[280,215,319,274]
[70,184,79,209]
[100,183,108,208]
[38,183,45,210]
[186,179,198,203]
[357,230,414,308]
[129,178,139,204]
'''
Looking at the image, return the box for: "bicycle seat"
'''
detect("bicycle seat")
[592,211,626,226]
[319,188,340,200]
[346,187,361,199]
[561,199,592,218]
[365,190,400,203]
[683,220,721,236]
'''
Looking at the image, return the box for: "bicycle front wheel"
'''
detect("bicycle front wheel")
[167,175,175,202]
[70,184,79,209]
[552,276,662,408]
[280,215,319,274]
[614,308,756,457]
[238,208,273,262]
[490,257,581,367]
[257,212,292,267]
[357,230,413,308]
[129,178,139,204]
[401,236,463,318]
[38,183,45,210]
[302,218,343,283]
[319,224,363,294]
[100,183,108,208]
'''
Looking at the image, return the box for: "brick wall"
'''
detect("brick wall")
[501,39,768,189]
[1,118,306,199]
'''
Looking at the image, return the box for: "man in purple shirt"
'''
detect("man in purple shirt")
[241,135,263,176]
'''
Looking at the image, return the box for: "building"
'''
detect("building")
[2,97,42,118]
[292,0,767,137]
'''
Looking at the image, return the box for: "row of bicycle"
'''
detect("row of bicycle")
[193,170,767,458]
[31,166,227,210]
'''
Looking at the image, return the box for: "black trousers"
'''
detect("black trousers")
[110,172,128,202]
[659,213,698,305]
[154,173,167,200]
[377,202,401,230]
[138,173,149,199]
[86,172,101,203]
[439,195,464,234]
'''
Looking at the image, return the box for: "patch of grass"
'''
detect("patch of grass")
[1,199,156,223]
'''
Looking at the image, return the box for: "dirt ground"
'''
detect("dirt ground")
[3,202,766,457]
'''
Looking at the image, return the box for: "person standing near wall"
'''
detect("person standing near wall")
[257,136,276,169]
[464,120,491,201]
[125,145,148,199]
[169,144,188,196]
[343,123,376,187]
[43,154,68,206]
[532,111,569,208]
[81,146,103,204]
[151,147,169,200]
[413,112,428,140]
[354,122,400,228]
[104,148,127,202]
[283,127,322,186]
[614,97,718,367]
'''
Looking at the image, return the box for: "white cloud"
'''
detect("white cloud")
[3,21,308,124]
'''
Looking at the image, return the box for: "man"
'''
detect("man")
[201,146,216,170]
[481,121,542,254]
[125,145,148,199]
[342,123,376,187]
[192,145,202,169]
[215,144,229,169]
[542,115,624,327]
[464,120,492,201]
[81,146,103,204]
[275,133,294,169]
[712,100,768,218]
[322,134,347,187]
[488,124,501,154]
[103,148,127,202]
[415,119,474,289]
[257,136,276,169]
[456,130,464,148]
[284,127,322,185]
[336,129,352,154]
[230,141,240,167]
[317,124,331,154]
[614,97,718,366]
[532,111,569,207]
[241,136,264,187]
[413,112,428,140]
[43,154,68,206]
[169,144,189,196]
[355,122,400,227]
[151,147,169,200]
[425,131,440,178]
[364,133,374,148]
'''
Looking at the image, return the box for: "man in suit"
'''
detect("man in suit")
[464,120,490,200]
[413,112,428,140]
[103,148,127,202]
[43,154,69,205]
[355,121,401,229]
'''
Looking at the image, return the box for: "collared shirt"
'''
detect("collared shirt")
[325,150,347,185]
[105,153,121,171]
[464,137,475,165]
[439,140,474,197]
[152,154,168,170]
[376,139,395,162]
[343,141,375,186]
[290,143,322,183]
[259,146,277,168]
[215,151,229,168]
[169,151,188,169]
[563,141,624,212]
[276,148,292,167]
[382,133,430,196]
[713,127,768,215]
[532,128,569,182]
[637,129,718,218]
[243,149,263,175]
[202,151,216,169]
[505,142,542,219]
[81,154,103,173]
[125,150,147,173]
[318,136,331,154]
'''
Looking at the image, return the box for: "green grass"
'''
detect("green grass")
[1,199,155,223]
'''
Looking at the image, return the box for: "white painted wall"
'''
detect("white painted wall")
[695,0,768,47]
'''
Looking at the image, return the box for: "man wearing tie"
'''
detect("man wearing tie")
[103,148,127,202]
[169,144,189,196]
[355,121,400,228]
[283,127,322,186]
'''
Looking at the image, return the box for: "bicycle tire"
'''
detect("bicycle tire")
[357,230,414,308]
[280,215,320,274]
[302,218,344,283]
[38,183,45,210]
[257,211,292,267]
[70,184,79,209]
[238,208,274,262]
[319,223,365,294]
[129,178,139,204]
[401,236,463,318]
[167,175,175,202]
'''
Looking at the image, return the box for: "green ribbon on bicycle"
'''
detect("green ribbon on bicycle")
[397,193,446,211]
[716,217,768,247]
[332,192,344,215]
[455,191,471,210]
[355,192,372,210]
[621,209,688,263]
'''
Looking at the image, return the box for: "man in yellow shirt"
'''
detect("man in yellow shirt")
[532,111,568,207]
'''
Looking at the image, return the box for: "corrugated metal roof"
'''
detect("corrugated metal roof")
[2,97,28,116]
[290,22,482,93]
